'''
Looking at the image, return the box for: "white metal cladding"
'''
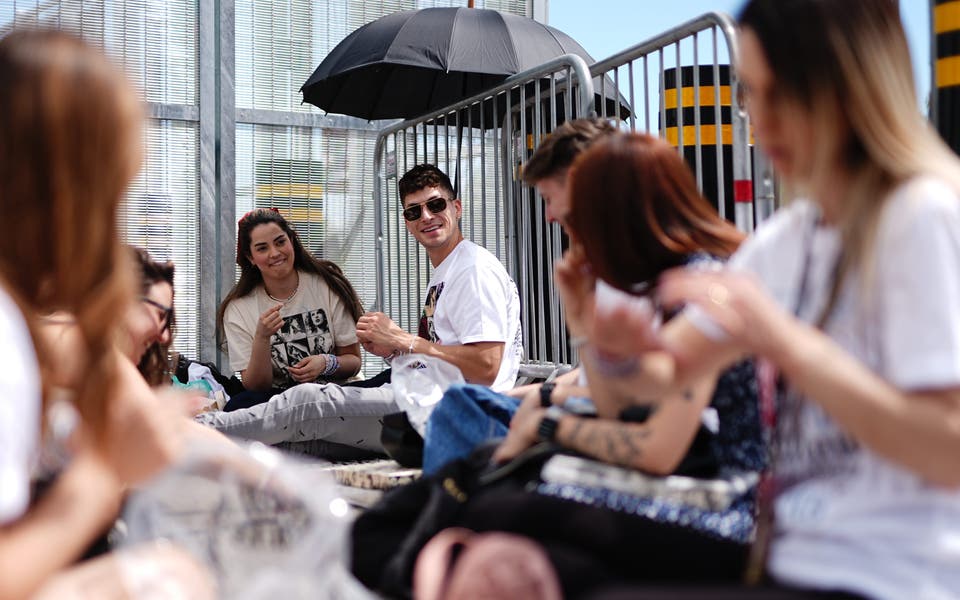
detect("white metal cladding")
[373,54,596,380]
[589,11,768,233]
[2,0,203,361]
[3,0,535,371]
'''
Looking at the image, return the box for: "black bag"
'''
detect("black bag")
[350,442,557,599]
[380,411,424,468]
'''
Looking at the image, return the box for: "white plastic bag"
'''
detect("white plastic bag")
[121,441,373,599]
[390,354,465,437]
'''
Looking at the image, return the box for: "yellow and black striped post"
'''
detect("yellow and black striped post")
[663,65,744,224]
[935,0,960,153]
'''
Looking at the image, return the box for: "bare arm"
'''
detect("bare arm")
[776,320,960,487]
[238,304,284,391]
[558,374,717,474]
[494,374,717,474]
[407,336,503,386]
[658,268,960,487]
[505,368,581,400]
[357,312,504,385]
[0,453,121,600]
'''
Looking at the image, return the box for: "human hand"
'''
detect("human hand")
[656,268,795,360]
[492,391,545,463]
[288,354,327,383]
[156,387,213,418]
[554,245,596,338]
[255,303,284,341]
[356,312,409,354]
[589,287,662,359]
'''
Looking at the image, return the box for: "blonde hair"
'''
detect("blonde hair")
[740,0,960,321]
[0,30,143,440]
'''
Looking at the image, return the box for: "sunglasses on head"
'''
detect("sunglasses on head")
[402,197,448,222]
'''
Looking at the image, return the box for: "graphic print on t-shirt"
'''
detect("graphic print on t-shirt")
[269,308,332,387]
[418,282,444,343]
[773,387,859,492]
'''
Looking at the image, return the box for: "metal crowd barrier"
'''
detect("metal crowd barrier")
[590,11,764,232]
[372,54,596,379]
[370,13,773,379]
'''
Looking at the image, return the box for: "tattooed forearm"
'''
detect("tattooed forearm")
[559,418,654,470]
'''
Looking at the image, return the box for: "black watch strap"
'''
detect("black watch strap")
[539,381,556,407]
[537,405,566,442]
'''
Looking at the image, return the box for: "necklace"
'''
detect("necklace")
[265,274,300,303]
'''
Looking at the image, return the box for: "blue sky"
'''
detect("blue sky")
[548,0,932,110]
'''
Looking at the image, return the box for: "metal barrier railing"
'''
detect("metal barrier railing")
[590,12,757,233]
[369,13,772,380]
[372,54,595,379]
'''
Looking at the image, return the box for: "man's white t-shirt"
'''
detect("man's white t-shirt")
[723,176,960,599]
[418,240,522,392]
[0,286,41,525]
[224,271,359,388]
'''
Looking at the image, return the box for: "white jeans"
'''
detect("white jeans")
[196,382,398,452]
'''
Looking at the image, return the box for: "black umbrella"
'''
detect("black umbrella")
[301,7,626,121]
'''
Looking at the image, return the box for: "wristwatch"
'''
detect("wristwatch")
[539,381,556,407]
[537,405,567,442]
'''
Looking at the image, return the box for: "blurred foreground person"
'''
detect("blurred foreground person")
[0,30,210,599]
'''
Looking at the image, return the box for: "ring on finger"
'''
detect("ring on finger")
[707,283,730,306]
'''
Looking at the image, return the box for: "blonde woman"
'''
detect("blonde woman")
[569,0,960,597]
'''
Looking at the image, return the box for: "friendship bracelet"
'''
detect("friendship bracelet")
[588,347,641,378]
[321,353,340,377]
[408,336,418,355]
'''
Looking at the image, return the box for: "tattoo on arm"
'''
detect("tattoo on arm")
[562,418,653,469]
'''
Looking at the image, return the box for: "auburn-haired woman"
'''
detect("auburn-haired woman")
[216,208,364,410]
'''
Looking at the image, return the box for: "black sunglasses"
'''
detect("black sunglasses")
[402,197,448,222]
[141,296,173,331]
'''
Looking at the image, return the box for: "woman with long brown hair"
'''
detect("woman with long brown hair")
[0,30,192,598]
[216,208,364,410]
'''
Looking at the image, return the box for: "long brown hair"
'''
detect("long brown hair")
[0,30,142,440]
[216,208,364,347]
[566,132,744,291]
[131,247,176,386]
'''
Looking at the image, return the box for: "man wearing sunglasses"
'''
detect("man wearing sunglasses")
[196,164,522,458]
[355,164,522,391]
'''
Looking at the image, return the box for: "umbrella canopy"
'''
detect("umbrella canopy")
[301,7,610,121]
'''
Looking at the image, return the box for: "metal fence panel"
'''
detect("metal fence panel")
[372,54,595,379]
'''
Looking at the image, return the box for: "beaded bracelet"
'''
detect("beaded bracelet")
[321,353,340,377]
